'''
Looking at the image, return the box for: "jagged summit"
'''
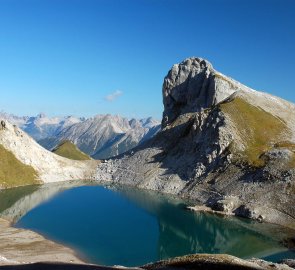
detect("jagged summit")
[40,114,161,159]
[162,56,295,132]
[162,57,237,128]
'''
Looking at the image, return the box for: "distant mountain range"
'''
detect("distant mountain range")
[0,112,161,159]
[0,113,84,141]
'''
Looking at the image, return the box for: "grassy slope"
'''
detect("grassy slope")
[219,97,295,168]
[0,145,39,188]
[52,140,91,160]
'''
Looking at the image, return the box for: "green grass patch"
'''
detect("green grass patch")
[0,145,39,188]
[219,97,288,167]
[52,140,91,160]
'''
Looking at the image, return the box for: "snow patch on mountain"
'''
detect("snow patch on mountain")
[40,114,161,159]
[0,113,84,141]
[0,112,160,159]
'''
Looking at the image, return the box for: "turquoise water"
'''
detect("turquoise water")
[1,184,295,266]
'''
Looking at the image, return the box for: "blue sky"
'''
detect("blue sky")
[0,0,294,119]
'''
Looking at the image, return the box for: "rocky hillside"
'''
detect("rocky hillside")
[96,57,295,229]
[0,121,98,188]
[39,115,160,159]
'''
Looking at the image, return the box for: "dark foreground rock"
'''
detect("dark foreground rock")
[144,254,293,270]
[0,254,293,270]
[280,259,295,268]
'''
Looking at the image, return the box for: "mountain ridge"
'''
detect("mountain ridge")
[0,113,160,159]
[39,114,161,159]
[0,113,84,141]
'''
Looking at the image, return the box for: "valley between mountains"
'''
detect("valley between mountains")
[0,57,295,269]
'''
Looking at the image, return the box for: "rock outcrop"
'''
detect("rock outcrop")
[162,58,236,128]
[96,57,295,229]
[0,253,293,269]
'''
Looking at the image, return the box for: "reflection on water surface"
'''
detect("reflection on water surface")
[0,182,294,266]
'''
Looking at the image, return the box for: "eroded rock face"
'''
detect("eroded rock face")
[162,57,237,128]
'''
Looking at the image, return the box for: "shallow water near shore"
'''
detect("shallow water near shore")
[1,182,295,266]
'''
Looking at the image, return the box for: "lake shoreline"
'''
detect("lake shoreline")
[2,179,295,232]
[1,181,295,270]
[0,215,294,269]
[0,217,84,266]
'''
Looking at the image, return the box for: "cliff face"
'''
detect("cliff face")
[96,57,295,229]
[161,58,237,128]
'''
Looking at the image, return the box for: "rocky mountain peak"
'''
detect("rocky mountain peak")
[96,57,295,229]
[37,113,46,118]
[162,57,237,128]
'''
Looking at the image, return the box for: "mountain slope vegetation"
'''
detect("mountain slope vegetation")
[52,140,91,160]
[0,122,98,187]
[0,145,39,188]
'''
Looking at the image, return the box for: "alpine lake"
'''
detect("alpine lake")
[0,181,294,267]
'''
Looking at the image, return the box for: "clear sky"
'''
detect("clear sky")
[0,0,294,119]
